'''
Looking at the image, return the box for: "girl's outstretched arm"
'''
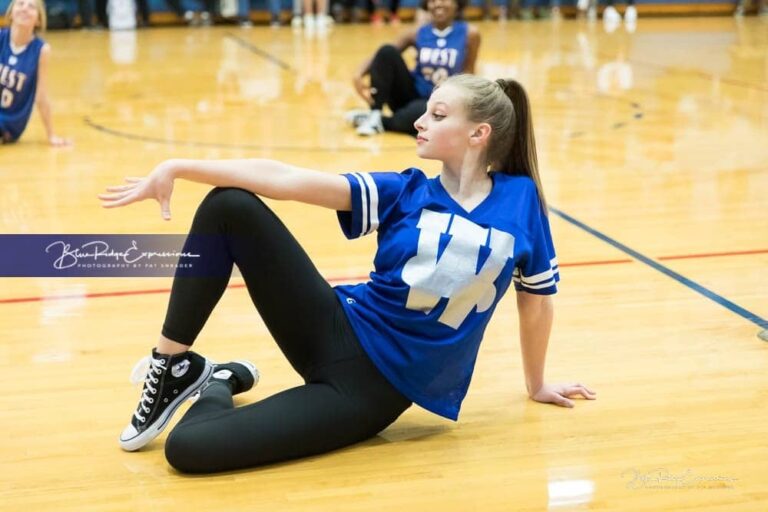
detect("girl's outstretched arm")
[98,158,351,220]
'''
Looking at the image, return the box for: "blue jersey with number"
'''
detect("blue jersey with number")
[0,28,44,142]
[412,22,469,98]
[334,169,559,420]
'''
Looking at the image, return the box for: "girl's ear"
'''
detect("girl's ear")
[469,123,492,147]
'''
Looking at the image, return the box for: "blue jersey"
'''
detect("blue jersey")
[0,28,44,142]
[335,169,559,420]
[412,22,469,98]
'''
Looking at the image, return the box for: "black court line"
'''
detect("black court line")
[224,32,295,72]
[83,117,414,153]
[550,206,768,332]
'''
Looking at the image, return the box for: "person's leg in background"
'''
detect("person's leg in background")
[384,98,427,136]
[135,0,151,26]
[354,44,420,136]
[78,0,94,27]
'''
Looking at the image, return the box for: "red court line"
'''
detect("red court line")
[0,250,764,305]
[658,249,768,261]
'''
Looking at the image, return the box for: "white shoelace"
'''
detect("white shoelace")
[130,355,167,423]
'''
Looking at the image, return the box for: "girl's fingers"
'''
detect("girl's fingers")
[101,194,138,208]
[105,184,137,193]
[564,385,596,399]
[98,191,131,201]
[575,384,596,396]
[575,389,596,400]
[125,177,144,183]
[159,196,172,221]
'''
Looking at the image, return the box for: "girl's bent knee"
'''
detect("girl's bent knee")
[164,429,207,474]
[374,44,401,63]
[194,187,265,226]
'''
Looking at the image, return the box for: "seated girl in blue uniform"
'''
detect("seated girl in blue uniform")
[100,73,596,473]
[1,0,70,146]
[347,0,481,137]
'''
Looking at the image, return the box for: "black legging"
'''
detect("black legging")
[369,44,428,136]
[161,188,411,473]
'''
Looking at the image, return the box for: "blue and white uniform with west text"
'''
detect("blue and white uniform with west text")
[0,28,44,142]
[412,21,469,98]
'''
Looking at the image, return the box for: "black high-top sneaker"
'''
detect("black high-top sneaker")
[204,361,260,396]
[119,349,213,452]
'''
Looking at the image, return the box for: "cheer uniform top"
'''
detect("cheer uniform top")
[335,169,559,420]
[0,28,44,142]
[412,21,469,98]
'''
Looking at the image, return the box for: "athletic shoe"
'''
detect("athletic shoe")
[356,110,383,136]
[119,349,212,452]
[204,360,260,395]
[603,5,621,23]
[624,5,637,23]
[345,109,371,128]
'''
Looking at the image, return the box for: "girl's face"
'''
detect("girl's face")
[10,0,41,30]
[414,84,477,162]
[427,0,458,25]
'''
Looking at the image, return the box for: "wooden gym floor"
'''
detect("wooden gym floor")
[0,15,766,511]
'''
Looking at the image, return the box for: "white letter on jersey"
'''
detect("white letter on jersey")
[401,210,515,329]
[1,88,13,109]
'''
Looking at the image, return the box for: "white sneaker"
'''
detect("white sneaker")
[316,14,331,33]
[345,109,371,128]
[303,13,315,30]
[291,15,302,27]
[587,5,597,20]
[356,110,383,136]
[624,5,637,22]
[603,5,621,23]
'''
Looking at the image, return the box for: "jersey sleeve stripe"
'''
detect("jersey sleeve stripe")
[516,267,559,284]
[514,278,557,290]
[351,173,370,236]
[359,172,380,234]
